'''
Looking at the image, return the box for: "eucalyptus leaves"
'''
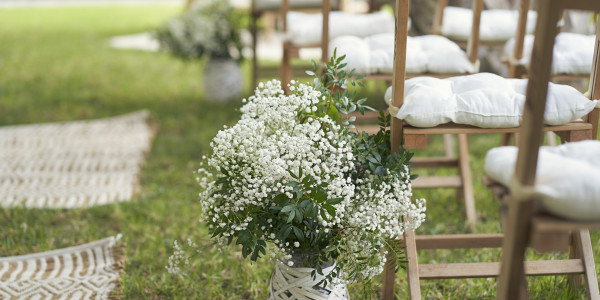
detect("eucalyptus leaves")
[170,53,426,290]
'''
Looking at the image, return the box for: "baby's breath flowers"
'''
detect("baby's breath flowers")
[168,53,426,291]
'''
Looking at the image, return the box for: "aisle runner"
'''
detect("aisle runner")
[0,236,124,299]
[0,111,154,208]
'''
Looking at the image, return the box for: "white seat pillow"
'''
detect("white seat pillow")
[384,73,598,128]
[484,140,600,221]
[504,32,596,75]
[286,11,395,46]
[441,7,537,42]
[330,34,474,75]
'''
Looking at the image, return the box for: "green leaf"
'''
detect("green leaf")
[292,226,304,241]
[327,197,343,205]
[287,210,296,223]
[281,205,294,213]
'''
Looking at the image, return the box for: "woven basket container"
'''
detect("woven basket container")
[268,259,349,300]
[203,58,242,102]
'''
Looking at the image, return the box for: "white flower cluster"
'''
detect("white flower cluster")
[347,165,426,239]
[199,80,355,239]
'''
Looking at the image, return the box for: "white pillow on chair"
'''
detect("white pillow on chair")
[442,6,537,42]
[384,73,597,128]
[504,32,596,75]
[286,11,395,46]
[330,34,475,75]
[485,140,600,221]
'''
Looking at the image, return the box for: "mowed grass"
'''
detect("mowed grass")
[0,5,598,299]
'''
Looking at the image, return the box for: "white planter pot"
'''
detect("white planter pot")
[203,58,242,102]
[268,258,349,300]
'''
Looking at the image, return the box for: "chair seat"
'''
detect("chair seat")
[504,32,596,75]
[383,73,598,128]
[442,6,537,43]
[330,34,475,75]
[253,0,335,12]
[485,140,600,221]
[286,10,395,46]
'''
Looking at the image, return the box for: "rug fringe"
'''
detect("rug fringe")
[108,235,127,300]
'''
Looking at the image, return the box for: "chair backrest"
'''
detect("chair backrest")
[432,0,483,64]
[281,0,332,67]
[513,0,600,186]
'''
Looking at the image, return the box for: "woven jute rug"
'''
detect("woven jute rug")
[0,111,154,208]
[0,235,124,299]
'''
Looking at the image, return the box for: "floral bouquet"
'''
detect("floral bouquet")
[155,0,244,61]
[169,54,426,296]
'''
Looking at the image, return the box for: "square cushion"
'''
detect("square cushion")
[485,140,600,221]
[286,10,395,46]
[329,33,475,75]
[504,32,596,75]
[441,6,537,43]
[384,73,598,128]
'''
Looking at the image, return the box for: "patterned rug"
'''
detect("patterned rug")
[0,235,124,299]
[0,111,154,208]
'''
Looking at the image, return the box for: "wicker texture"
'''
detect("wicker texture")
[0,111,153,208]
[268,260,349,300]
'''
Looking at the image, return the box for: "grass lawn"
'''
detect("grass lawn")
[0,5,598,299]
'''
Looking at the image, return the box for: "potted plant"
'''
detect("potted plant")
[168,53,426,298]
[156,0,245,102]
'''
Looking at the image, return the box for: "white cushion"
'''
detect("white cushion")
[484,140,600,221]
[329,34,475,75]
[384,72,597,128]
[441,6,537,42]
[504,32,596,75]
[286,11,395,46]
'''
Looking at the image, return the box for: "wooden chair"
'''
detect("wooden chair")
[504,0,598,80]
[320,0,483,226]
[492,1,600,298]
[382,0,600,298]
[252,0,340,89]
[502,0,598,145]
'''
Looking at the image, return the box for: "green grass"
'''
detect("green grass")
[0,5,598,299]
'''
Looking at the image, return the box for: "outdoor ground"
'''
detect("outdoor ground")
[0,4,598,299]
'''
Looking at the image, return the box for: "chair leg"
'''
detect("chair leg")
[382,248,397,300]
[442,134,454,158]
[500,133,512,146]
[457,134,476,226]
[281,41,291,94]
[497,199,533,300]
[572,229,600,300]
[404,229,421,300]
[251,13,259,89]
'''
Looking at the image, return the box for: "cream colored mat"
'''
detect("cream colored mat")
[0,111,154,208]
[0,235,124,300]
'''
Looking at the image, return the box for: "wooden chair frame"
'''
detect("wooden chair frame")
[322,0,483,226]
[251,0,340,89]
[382,0,600,299]
[505,0,598,81]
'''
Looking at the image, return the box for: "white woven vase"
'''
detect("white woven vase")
[268,259,349,300]
[203,58,242,102]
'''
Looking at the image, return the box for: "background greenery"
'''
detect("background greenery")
[0,5,597,299]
